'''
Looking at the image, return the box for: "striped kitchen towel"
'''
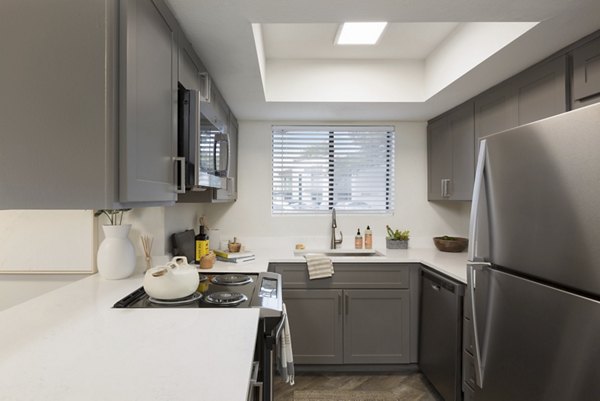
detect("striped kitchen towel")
[277,303,295,385]
[304,253,334,280]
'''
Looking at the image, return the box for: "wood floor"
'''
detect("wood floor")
[274,372,442,401]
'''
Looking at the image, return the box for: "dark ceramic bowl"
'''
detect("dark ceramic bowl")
[433,237,468,253]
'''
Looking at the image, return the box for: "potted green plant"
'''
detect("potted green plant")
[386,225,410,249]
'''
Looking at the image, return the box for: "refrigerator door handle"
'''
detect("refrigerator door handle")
[468,140,487,261]
[468,263,488,388]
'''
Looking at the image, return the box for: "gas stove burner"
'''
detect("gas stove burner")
[148,292,203,305]
[198,274,208,283]
[211,274,253,286]
[203,291,248,306]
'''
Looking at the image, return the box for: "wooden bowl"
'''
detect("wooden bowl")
[433,237,468,253]
[228,242,241,253]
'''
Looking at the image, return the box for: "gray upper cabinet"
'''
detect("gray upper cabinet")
[0,0,181,209]
[513,56,567,125]
[572,36,600,109]
[178,35,206,91]
[203,86,230,134]
[213,112,238,202]
[475,56,566,141]
[474,83,517,142]
[0,0,118,209]
[428,102,475,201]
[119,0,178,203]
[473,56,566,159]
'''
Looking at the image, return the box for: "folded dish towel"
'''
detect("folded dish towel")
[277,304,295,385]
[304,253,334,280]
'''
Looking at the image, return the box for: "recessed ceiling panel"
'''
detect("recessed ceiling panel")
[263,22,460,59]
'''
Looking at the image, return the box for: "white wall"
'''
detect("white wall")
[0,120,471,309]
[266,59,425,102]
[202,121,470,250]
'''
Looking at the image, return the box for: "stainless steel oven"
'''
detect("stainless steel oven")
[114,272,283,401]
[177,85,229,190]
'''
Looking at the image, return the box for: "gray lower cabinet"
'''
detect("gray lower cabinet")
[273,263,416,365]
[283,289,343,364]
[343,289,410,364]
[428,102,475,201]
[572,36,600,109]
[0,0,181,209]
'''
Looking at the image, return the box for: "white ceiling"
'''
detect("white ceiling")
[262,22,460,59]
[165,0,600,121]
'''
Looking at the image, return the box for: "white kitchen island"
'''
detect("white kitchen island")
[0,247,467,401]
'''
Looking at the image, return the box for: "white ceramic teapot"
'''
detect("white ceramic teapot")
[143,256,199,300]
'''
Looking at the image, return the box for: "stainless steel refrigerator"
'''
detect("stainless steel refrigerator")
[466,102,600,401]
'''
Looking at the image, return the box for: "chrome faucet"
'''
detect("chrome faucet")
[330,208,343,249]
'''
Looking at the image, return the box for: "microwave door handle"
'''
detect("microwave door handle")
[213,136,219,173]
[214,134,229,175]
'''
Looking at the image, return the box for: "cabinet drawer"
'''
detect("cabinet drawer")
[463,317,474,356]
[273,263,411,289]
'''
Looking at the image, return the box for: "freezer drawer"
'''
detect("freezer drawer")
[467,265,600,401]
[419,268,464,401]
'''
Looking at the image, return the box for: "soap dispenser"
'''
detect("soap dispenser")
[364,226,373,249]
[355,229,363,249]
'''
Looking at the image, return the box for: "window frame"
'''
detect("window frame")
[271,125,395,215]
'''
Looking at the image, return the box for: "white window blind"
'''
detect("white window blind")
[272,126,395,214]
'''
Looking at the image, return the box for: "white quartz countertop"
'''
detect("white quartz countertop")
[0,245,467,400]
[197,246,468,283]
[0,274,259,401]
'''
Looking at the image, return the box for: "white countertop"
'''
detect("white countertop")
[0,246,467,401]
[0,275,259,401]
[197,246,468,283]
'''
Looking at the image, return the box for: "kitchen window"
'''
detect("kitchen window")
[272,126,395,214]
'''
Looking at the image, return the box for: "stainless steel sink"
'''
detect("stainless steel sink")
[294,249,384,257]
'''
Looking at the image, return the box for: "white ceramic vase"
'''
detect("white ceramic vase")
[97,224,136,279]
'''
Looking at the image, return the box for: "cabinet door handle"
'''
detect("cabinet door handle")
[338,293,342,316]
[198,72,211,102]
[174,157,186,194]
[431,284,441,291]
[344,293,349,315]
[441,179,445,197]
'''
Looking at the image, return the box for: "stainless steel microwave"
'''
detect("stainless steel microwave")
[177,86,229,190]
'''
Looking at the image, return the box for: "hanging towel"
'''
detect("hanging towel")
[304,253,334,280]
[277,304,295,385]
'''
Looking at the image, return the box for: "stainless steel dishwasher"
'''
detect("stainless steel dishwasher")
[419,268,465,401]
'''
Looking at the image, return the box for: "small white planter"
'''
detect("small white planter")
[97,224,136,279]
[386,238,409,249]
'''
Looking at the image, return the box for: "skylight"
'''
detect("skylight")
[335,22,388,45]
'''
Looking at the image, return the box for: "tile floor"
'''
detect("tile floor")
[274,371,442,401]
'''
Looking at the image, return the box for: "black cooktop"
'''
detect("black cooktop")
[114,273,259,309]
